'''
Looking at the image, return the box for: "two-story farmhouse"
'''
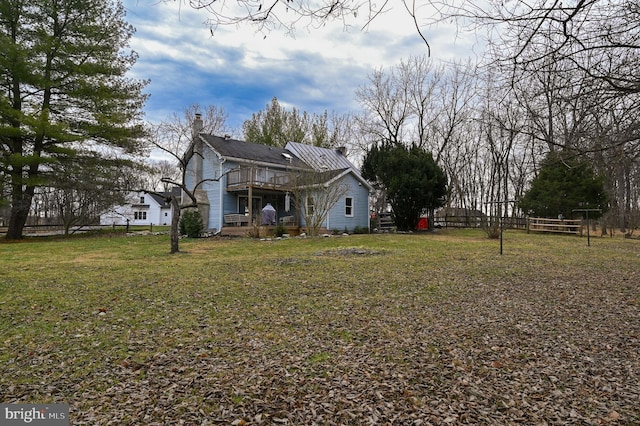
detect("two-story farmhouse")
[99,190,177,226]
[184,115,372,234]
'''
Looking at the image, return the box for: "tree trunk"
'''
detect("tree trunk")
[5,186,34,240]
[616,164,627,233]
[170,196,180,254]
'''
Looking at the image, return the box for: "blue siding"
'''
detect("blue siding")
[220,161,240,213]
[185,147,230,231]
[325,174,370,232]
[186,141,371,232]
[298,173,370,232]
[203,152,220,230]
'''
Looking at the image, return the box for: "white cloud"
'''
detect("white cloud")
[123,0,478,128]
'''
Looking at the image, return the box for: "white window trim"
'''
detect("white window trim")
[345,197,354,217]
[306,196,315,216]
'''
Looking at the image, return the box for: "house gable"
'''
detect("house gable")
[324,173,371,231]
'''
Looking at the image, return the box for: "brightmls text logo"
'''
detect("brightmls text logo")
[1,404,68,425]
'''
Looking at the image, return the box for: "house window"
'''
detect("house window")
[345,197,354,217]
[140,196,145,203]
[306,196,315,216]
[164,212,168,217]
[134,211,147,220]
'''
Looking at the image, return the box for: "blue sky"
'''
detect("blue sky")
[123,0,479,132]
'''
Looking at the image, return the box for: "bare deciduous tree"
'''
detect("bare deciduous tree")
[147,104,232,253]
[440,0,640,94]
[178,0,432,53]
[292,169,350,236]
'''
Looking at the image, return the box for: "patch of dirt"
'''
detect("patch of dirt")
[315,247,384,256]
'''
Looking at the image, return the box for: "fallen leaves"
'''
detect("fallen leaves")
[1,233,639,424]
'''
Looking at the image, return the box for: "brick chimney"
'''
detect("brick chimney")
[192,113,204,138]
[190,112,210,231]
[193,113,204,184]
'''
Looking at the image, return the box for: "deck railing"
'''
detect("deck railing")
[226,167,296,191]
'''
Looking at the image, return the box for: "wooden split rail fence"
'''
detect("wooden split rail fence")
[527,217,582,235]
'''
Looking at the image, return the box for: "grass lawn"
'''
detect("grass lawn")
[1,230,638,424]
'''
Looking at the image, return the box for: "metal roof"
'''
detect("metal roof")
[285,141,354,171]
[286,142,372,190]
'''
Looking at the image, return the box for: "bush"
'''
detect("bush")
[353,226,369,234]
[483,221,501,239]
[274,222,287,237]
[179,210,204,238]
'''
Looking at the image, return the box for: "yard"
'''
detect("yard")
[1,230,638,424]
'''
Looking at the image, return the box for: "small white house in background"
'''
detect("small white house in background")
[99,191,175,226]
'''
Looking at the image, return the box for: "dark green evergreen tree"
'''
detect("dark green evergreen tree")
[362,143,447,231]
[180,210,204,238]
[518,152,609,219]
[1,0,147,239]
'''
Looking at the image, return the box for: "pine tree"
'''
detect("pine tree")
[518,152,609,219]
[0,0,147,239]
[362,143,447,231]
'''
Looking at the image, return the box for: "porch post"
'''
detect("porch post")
[248,184,253,225]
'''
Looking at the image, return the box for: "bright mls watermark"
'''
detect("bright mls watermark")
[1,404,69,425]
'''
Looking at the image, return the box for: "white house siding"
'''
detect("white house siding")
[99,192,171,226]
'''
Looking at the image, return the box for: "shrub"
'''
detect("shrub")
[483,221,501,239]
[274,222,287,237]
[179,210,204,238]
[353,226,369,234]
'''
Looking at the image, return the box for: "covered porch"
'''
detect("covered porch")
[221,176,300,235]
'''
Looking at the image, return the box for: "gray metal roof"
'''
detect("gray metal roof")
[200,134,308,169]
[286,142,372,190]
[285,141,354,171]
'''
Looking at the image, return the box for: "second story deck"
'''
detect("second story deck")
[226,167,297,192]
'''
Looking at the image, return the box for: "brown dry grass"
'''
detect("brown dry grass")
[1,229,638,424]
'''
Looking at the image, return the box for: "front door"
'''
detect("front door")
[238,195,262,222]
